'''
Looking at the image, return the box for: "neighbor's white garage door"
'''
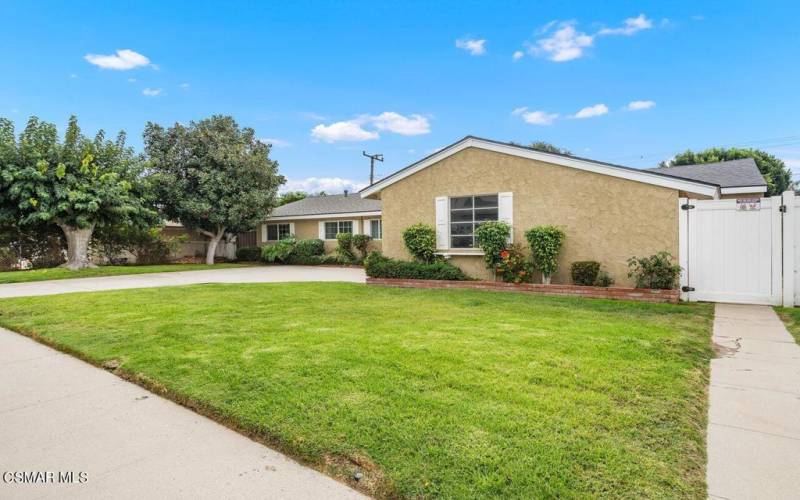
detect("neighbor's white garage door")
[681,196,781,305]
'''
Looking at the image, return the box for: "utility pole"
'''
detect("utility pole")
[363,151,384,186]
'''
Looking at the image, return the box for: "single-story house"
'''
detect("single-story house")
[355,136,766,285]
[258,136,766,286]
[261,193,383,253]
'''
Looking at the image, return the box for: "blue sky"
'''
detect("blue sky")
[2,1,799,193]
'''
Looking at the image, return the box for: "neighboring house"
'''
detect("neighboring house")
[358,136,767,285]
[261,193,383,253]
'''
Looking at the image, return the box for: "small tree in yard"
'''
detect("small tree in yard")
[474,221,511,271]
[0,116,155,270]
[525,225,565,284]
[402,223,437,263]
[145,115,285,265]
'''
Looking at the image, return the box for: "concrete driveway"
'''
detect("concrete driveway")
[0,327,366,499]
[708,304,800,499]
[0,265,366,298]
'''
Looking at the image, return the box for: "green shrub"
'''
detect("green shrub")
[335,232,356,263]
[525,225,565,284]
[364,251,470,281]
[352,234,371,258]
[294,238,325,257]
[475,221,512,269]
[289,253,344,265]
[262,237,296,263]
[571,261,615,287]
[571,261,601,286]
[134,229,187,265]
[236,246,262,262]
[495,244,533,283]
[0,246,17,270]
[627,252,681,289]
[594,270,614,288]
[402,223,437,263]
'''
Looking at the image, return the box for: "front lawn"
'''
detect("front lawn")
[0,263,254,284]
[774,307,800,344]
[0,283,714,498]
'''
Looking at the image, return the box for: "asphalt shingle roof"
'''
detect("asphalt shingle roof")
[271,194,381,217]
[647,158,766,188]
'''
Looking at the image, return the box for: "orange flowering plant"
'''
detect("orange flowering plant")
[495,244,533,283]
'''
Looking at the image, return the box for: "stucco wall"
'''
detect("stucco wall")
[377,147,680,286]
[260,217,382,253]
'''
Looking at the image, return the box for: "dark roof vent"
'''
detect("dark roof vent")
[344,189,349,197]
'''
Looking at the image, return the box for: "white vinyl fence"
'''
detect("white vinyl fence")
[679,191,799,306]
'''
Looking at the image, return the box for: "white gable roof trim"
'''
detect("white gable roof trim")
[360,136,720,199]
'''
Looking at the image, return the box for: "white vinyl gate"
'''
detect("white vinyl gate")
[680,191,798,306]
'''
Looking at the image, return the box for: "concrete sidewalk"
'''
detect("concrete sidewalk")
[708,304,800,499]
[0,327,366,499]
[0,266,366,299]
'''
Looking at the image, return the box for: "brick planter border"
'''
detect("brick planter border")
[366,278,679,303]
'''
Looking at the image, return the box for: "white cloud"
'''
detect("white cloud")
[572,103,609,119]
[282,177,368,194]
[311,112,431,142]
[179,83,190,89]
[532,21,594,62]
[626,100,656,111]
[512,50,524,61]
[259,137,292,148]
[84,49,151,70]
[142,88,163,97]
[127,78,137,83]
[69,73,78,79]
[311,121,379,142]
[597,14,653,36]
[455,38,486,56]
[370,112,430,136]
[512,107,559,125]
[691,15,705,21]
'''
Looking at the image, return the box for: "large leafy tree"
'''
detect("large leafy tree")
[0,116,156,269]
[278,190,308,206]
[660,147,793,196]
[529,141,572,156]
[144,115,285,264]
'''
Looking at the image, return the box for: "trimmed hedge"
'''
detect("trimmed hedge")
[236,246,262,262]
[364,252,471,281]
[294,238,324,258]
[571,261,600,286]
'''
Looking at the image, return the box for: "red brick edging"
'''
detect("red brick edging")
[366,278,679,303]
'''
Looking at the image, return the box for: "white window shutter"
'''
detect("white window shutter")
[435,196,448,249]
[289,222,295,236]
[318,221,325,239]
[261,224,267,243]
[352,220,360,235]
[498,192,513,243]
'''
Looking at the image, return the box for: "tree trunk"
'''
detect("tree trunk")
[59,223,96,270]
[204,227,226,265]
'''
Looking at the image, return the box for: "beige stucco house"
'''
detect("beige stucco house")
[357,136,767,285]
[262,193,383,253]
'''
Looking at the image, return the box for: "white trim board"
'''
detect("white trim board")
[360,136,720,199]
[720,185,768,195]
[266,211,381,221]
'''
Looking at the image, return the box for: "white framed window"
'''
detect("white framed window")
[449,194,498,248]
[324,220,353,240]
[368,219,382,240]
[265,223,292,241]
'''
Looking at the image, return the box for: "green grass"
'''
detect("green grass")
[0,263,254,284]
[774,307,800,344]
[0,283,714,498]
